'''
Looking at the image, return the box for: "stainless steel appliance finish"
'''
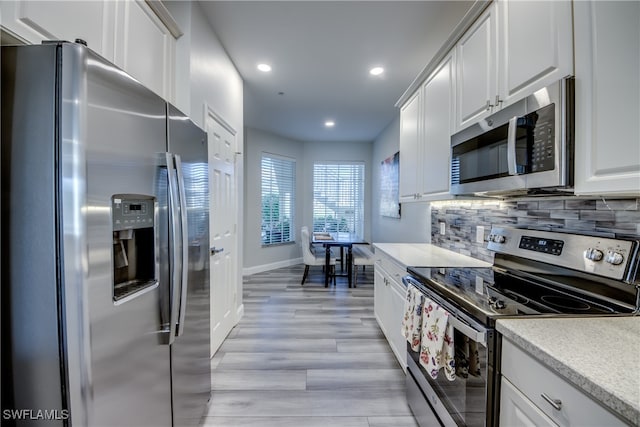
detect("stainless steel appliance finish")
[1,42,210,426]
[450,77,574,196]
[403,227,639,427]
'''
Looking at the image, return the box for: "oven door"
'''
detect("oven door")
[404,277,495,427]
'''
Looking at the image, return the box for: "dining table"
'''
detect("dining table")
[312,232,368,288]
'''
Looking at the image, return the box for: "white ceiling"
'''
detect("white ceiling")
[199,1,474,142]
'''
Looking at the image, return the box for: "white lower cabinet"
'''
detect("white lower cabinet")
[500,338,626,427]
[500,378,559,427]
[373,253,407,369]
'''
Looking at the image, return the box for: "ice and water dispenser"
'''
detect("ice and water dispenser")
[111,195,157,302]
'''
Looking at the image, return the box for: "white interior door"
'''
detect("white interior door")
[205,109,237,357]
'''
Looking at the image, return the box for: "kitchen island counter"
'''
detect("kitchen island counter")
[497,316,640,426]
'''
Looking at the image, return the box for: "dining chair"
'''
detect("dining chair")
[351,244,375,287]
[301,227,336,286]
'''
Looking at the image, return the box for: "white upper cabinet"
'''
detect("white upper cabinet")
[0,1,113,60]
[455,0,573,132]
[399,52,455,202]
[498,0,573,107]
[455,4,498,130]
[573,1,640,196]
[421,52,455,197]
[0,0,176,101]
[399,90,422,201]
[113,1,175,102]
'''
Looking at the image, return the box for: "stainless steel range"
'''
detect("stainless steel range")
[402,227,640,427]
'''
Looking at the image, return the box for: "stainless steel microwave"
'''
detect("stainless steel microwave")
[450,77,574,196]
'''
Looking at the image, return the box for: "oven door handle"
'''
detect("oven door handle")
[447,314,486,345]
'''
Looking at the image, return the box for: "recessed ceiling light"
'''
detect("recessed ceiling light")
[369,67,384,76]
[257,63,272,72]
[325,120,335,128]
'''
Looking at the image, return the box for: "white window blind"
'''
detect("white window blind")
[261,154,295,246]
[313,162,365,237]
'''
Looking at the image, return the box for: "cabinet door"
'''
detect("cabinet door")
[0,1,112,60]
[574,1,640,196]
[114,0,175,101]
[373,267,386,327]
[399,90,422,201]
[456,3,497,130]
[500,378,559,427]
[421,52,455,196]
[388,279,407,368]
[498,0,573,107]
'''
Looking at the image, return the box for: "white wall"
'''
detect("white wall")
[243,128,374,273]
[371,116,430,243]
[244,128,306,273]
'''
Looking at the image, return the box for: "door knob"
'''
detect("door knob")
[210,247,224,255]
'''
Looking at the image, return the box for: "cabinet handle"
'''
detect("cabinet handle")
[485,100,493,111]
[541,393,562,411]
[495,95,503,107]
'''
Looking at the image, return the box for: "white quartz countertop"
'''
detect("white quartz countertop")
[497,317,640,426]
[372,243,491,268]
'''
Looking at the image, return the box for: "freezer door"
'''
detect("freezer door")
[84,49,172,426]
[167,104,211,425]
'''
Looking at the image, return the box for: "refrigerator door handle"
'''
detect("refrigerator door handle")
[166,152,181,344]
[174,154,189,337]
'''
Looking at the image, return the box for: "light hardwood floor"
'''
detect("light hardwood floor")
[200,264,418,427]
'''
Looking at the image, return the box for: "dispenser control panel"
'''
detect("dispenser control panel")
[112,196,154,231]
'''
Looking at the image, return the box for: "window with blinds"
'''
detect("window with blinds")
[261,154,295,246]
[313,162,365,237]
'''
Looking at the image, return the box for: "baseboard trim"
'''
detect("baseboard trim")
[243,257,303,276]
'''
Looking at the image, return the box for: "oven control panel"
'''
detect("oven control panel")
[488,227,639,282]
[518,236,564,256]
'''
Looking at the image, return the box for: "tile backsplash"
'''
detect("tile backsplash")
[430,198,640,263]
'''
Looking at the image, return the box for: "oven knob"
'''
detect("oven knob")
[490,235,506,244]
[605,251,624,265]
[494,300,506,310]
[584,248,604,262]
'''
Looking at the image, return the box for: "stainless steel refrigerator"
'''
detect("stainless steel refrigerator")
[1,41,210,426]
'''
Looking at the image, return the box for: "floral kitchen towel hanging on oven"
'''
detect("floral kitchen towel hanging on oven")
[419,297,455,381]
[401,284,424,352]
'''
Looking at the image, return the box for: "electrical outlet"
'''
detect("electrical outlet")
[475,276,484,295]
[476,226,485,243]
[439,222,446,235]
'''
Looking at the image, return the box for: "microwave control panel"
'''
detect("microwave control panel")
[528,103,555,173]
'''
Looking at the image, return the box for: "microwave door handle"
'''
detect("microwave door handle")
[507,116,519,175]
[174,154,189,338]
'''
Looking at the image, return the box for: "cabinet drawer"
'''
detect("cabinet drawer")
[375,252,407,285]
[501,339,625,426]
